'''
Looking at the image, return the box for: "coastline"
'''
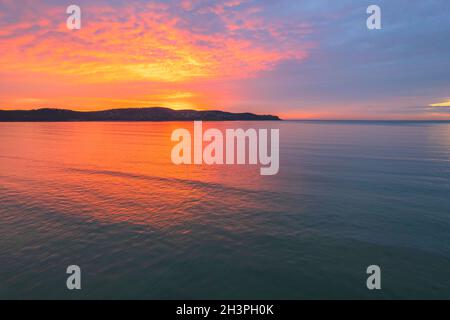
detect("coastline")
[0,107,281,122]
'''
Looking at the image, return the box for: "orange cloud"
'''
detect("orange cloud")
[0,1,314,111]
[0,2,312,84]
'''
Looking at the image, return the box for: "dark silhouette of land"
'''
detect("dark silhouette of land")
[0,107,280,122]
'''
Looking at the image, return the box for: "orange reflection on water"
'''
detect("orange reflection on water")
[0,122,284,229]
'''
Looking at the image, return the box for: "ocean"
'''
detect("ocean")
[0,121,449,299]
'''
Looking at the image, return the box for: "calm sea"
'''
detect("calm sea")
[0,121,449,299]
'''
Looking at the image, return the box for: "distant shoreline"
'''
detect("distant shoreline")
[0,107,281,122]
[0,108,449,122]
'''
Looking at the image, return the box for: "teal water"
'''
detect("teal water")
[0,121,449,299]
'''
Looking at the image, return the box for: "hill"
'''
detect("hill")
[0,107,281,122]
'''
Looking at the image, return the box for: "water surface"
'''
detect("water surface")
[0,121,449,299]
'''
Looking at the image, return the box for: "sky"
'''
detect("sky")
[0,0,449,119]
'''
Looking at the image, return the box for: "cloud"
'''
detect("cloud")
[0,0,313,83]
[429,100,450,107]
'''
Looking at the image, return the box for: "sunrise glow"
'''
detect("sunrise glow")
[0,0,449,119]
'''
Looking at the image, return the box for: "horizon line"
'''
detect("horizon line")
[1,107,450,122]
